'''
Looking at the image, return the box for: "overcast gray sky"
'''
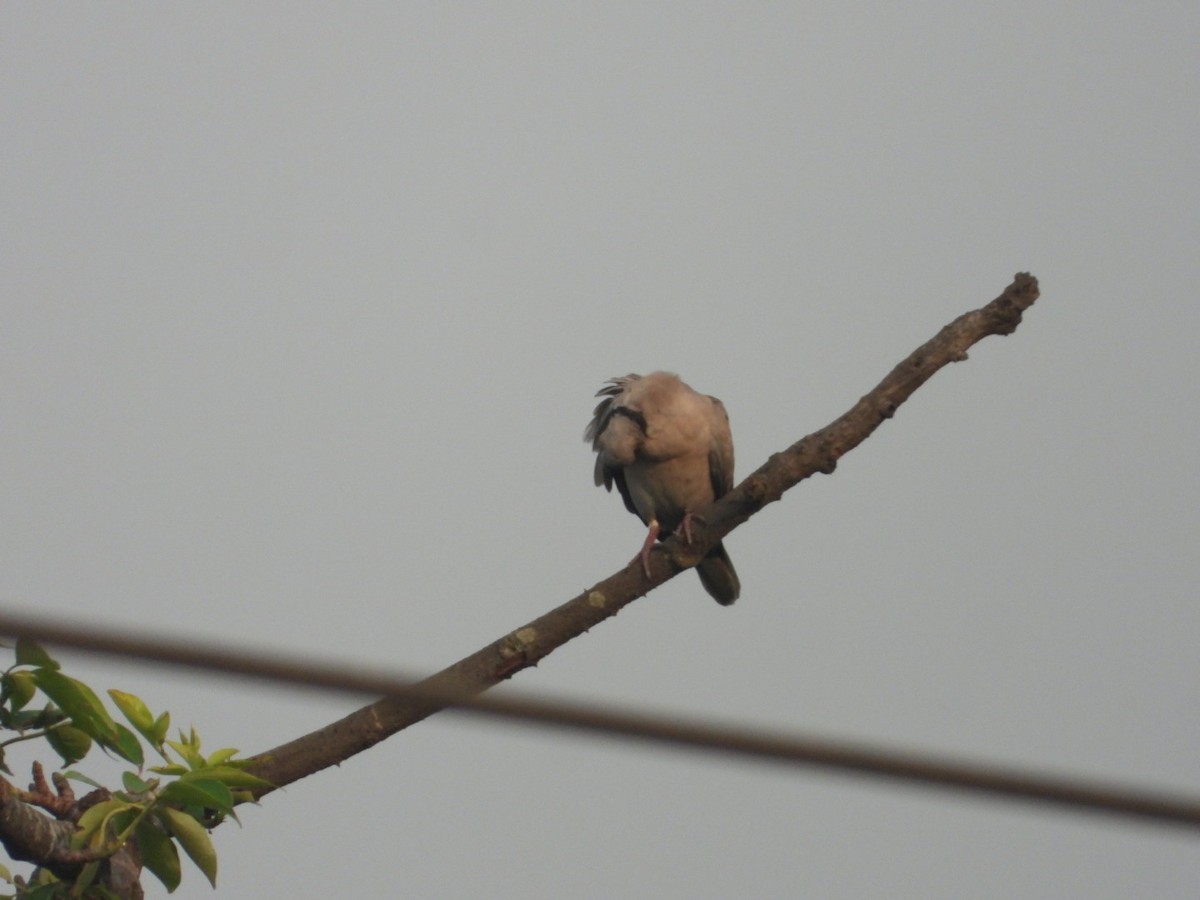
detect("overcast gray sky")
[3,4,1198,898]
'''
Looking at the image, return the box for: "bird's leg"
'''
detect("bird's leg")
[637,519,661,577]
[673,510,705,545]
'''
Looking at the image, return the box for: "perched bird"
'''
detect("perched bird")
[585,372,740,605]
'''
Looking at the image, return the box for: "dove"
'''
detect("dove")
[585,372,740,605]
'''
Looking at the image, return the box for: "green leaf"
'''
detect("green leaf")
[165,738,205,771]
[122,771,154,794]
[181,765,271,790]
[109,807,140,842]
[17,703,68,731]
[2,671,37,711]
[107,690,155,740]
[71,859,100,894]
[45,724,93,765]
[205,747,241,766]
[105,723,145,767]
[32,670,117,742]
[161,807,218,887]
[0,862,11,883]
[64,769,107,790]
[15,639,57,669]
[23,882,68,899]
[152,711,171,745]
[148,764,189,777]
[8,707,54,731]
[161,779,234,816]
[137,819,181,892]
[74,798,134,850]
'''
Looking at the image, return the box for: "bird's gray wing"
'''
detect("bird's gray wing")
[585,375,645,518]
[584,375,641,447]
[707,396,735,499]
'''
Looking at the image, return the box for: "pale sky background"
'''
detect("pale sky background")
[3,4,1198,898]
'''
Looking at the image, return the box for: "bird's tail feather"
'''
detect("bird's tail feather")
[697,542,739,606]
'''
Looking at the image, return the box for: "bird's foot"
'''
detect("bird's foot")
[636,520,661,578]
[674,511,706,545]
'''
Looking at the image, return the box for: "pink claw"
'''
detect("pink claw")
[637,520,661,577]
[674,511,707,545]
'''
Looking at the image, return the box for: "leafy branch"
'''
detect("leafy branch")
[0,640,269,897]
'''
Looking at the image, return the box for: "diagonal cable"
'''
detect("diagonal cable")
[2,610,1198,831]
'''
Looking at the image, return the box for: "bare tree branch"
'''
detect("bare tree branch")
[246,273,1040,792]
[0,777,75,873]
[0,772,142,897]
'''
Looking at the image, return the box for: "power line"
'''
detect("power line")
[1,610,1197,831]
